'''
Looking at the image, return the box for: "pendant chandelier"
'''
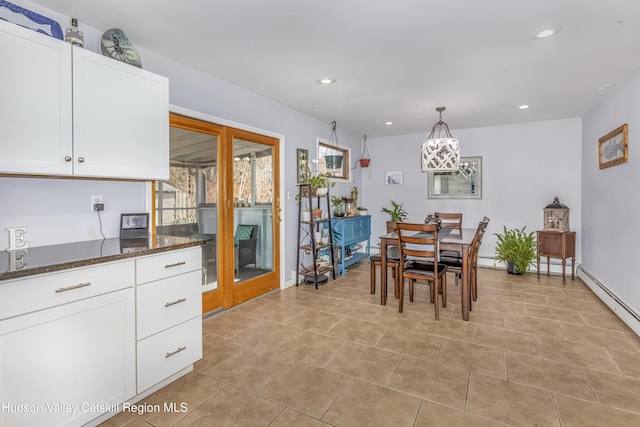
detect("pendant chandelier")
[421,107,460,172]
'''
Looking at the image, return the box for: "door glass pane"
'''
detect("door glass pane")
[157,126,219,293]
[233,138,273,282]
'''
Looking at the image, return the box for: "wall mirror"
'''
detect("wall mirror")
[317,138,351,181]
[428,156,482,199]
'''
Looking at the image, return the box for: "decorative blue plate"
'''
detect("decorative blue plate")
[0,0,63,39]
[101,28,142,68]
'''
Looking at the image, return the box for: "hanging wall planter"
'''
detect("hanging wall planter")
[325,155,344,169]
[325,121,344,170]
[356,135,371,168]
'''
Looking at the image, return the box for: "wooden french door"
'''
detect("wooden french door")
[159,114,281,313]
[221,127,281,308]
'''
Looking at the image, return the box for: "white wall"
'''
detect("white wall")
[0,177,146,248]
[361,118,583,264]
[581,70,640,312]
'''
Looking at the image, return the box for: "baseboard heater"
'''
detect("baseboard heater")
[577,265,640,323]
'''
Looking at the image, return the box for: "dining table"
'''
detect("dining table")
[379,227,476,321]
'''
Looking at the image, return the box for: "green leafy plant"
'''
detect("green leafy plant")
[330,196,344,216]
[299,160,334,190]
[308,173,334,190]
[494,226,538,274]
[380,200,408,222]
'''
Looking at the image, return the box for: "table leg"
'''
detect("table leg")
[381,240,388,306]
[562,259,566,284]
[546,256,550,277]
[537,256,540,279]
[461,244,470,321]
[571,257,575,281]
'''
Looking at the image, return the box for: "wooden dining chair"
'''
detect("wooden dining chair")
[396,222,448,318]
[434,212,463,231]
[370,246,401,298]
[439,218,489,302]
[434,212,463,259]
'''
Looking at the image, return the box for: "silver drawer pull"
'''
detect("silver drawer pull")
[164,261,186,269]
[164,298,186,308]
[165,346,186,358]
[55,282,91,293]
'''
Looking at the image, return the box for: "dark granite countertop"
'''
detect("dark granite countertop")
[0,236,204,281]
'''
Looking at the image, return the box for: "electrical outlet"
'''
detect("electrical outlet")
[91,195,103,212]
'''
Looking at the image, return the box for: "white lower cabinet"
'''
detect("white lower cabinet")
[136,270,202,340]
[136,316,202,393]
[0,246,203,427]
[135,248,203,393]
[0,287,136,427]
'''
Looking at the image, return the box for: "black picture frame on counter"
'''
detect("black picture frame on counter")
[120,213,149,238]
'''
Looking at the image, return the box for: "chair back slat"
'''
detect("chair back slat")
[434,212,463,230]
[397,223,439,262]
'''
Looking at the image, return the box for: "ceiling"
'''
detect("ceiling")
[29,0,640,137]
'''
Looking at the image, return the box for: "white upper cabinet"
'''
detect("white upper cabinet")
[72,46,169,180]
[0,20,169,180]
[0,19,73,176]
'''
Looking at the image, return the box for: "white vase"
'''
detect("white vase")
[316,187,328,196]
[302,211,311,221]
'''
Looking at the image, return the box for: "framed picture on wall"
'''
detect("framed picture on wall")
[296,148,309,183]
[599,123,628,169]
[384,170,404,185]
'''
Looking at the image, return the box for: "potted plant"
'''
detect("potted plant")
[494,226,538,275]
[301,203,311,221]
[331,196,345,217]
[381,200,408,232]
[306,172,334,196]
[357,206,368,216]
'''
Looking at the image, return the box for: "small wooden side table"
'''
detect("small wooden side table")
[536,230,576,284]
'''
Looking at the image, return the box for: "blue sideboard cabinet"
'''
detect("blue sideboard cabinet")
[331,215,371,275]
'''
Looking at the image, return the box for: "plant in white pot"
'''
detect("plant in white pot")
[309,173,333,196]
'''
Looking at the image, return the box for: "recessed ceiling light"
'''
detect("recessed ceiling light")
[519,104,529,109]
[532,25,562,39]
[385,121,393,125]
[317,77,336,85]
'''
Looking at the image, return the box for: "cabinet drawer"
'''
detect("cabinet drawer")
[0,260,135,321]
[137,316,202,393]
[136,247,201,284]
[137,270,201,339]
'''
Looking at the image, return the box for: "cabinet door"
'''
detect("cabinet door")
[0,288,135,427]
[72,47,169,180]
[0,20,73,176]
[538,231,563,257]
